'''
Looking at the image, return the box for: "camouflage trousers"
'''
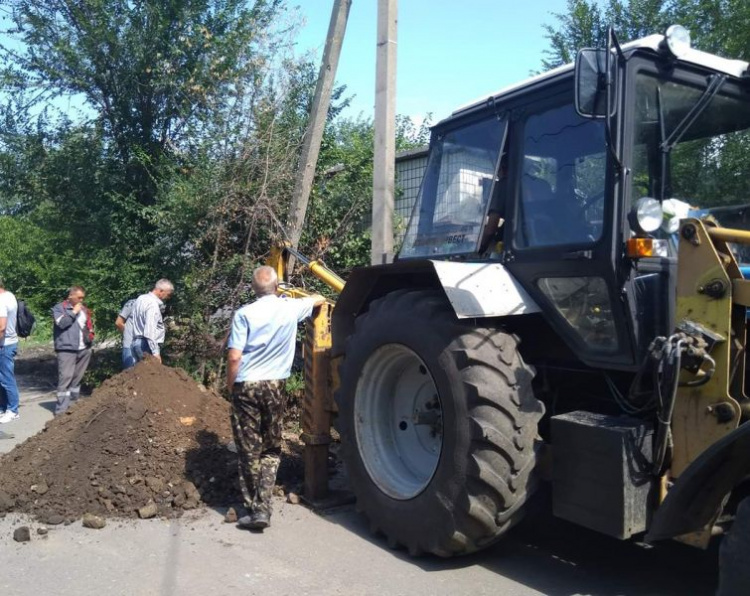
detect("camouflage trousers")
[230,380,286,516]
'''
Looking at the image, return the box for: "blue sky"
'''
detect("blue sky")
[292,0,570,124]
[0,1,572,125]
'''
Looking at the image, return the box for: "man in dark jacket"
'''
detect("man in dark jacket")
[52,286,94,415]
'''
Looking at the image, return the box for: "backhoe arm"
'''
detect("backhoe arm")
[267,243,345,297]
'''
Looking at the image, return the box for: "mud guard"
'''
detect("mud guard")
[646,421,750,542]
[331,259,540,357]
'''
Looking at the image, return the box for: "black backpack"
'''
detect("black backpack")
[16,301,35,338]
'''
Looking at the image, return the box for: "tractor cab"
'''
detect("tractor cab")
[398,104,605,261]
[395,25,750,370]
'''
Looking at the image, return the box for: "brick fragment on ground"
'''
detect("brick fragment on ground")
[287,492,300,505]
[137,502,158,519]
[13,526,30,542]
[82,513,107,529]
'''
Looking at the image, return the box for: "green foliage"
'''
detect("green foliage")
[542,1,669,70]
[669,133,750,208]
[301,114,430,277]
[0,0,293,339]
[1,0,284,173]
[542,0,607,69]
[0,0,428,387]
[285,371,305,396]
[542,0,750,214]
[542,0,750,70]
[671,0,750,59]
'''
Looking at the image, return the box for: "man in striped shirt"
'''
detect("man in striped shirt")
[130,279,174,363]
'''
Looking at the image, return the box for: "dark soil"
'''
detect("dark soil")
[0,357,305,521]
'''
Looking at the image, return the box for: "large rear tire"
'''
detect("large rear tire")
[335,290,545,556]
[717,497,750,595]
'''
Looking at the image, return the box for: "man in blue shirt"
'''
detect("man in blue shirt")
[226,265,324,531]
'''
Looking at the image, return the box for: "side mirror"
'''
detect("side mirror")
[575,48,617,119]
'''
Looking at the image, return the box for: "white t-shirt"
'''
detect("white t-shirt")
[76,310,87,350]
[0,290,18,346]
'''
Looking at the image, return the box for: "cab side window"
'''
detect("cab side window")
[515,102,606,248]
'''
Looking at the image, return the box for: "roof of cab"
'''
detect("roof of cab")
[452,34,750,117]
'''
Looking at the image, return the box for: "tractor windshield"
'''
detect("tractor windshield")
[399,116,507,259]
[631,70,750,223]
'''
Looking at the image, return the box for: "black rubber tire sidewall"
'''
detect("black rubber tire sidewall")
[339,298,473,549]
[335,290,542,555]
[717,497,750,596]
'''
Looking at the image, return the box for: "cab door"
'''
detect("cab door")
[503,84,636,368]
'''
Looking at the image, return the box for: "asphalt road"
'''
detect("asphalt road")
[0,368,720,596]
[0,498,720,596]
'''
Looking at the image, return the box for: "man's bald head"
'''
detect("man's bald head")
[252,266,278,297]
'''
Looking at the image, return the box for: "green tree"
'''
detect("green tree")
[671,0,750,59]
[0,1,298,343]
[542,0,669,69]
[0,0,285,204]
[542,0,607,69]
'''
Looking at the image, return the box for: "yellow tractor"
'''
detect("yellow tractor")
[291,25,750,594]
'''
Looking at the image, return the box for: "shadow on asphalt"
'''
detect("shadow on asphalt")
[15,346,58,379]
[319,491,719,596]
[36,400,57,414]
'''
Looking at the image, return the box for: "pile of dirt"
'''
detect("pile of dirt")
[0,358,304,521]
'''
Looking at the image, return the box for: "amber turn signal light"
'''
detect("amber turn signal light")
[626,238,668,258]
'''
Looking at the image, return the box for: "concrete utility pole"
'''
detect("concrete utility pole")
[371,0,397,265]
[286,0,352,274]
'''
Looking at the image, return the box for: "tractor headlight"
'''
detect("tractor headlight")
[664,25,691,58]
[632,197,664,234]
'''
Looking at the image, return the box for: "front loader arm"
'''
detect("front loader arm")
[648,218,750,545]
[670,219,745,479]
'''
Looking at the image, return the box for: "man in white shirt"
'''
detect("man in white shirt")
[0,278,20,424]
[226,266,324,531]
[130,279,174,363]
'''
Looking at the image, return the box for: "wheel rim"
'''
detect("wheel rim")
[354,344,443,500]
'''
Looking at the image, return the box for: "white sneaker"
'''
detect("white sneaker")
[0,411,19,423]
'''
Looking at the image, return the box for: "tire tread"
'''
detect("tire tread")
[336,290,545,556]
